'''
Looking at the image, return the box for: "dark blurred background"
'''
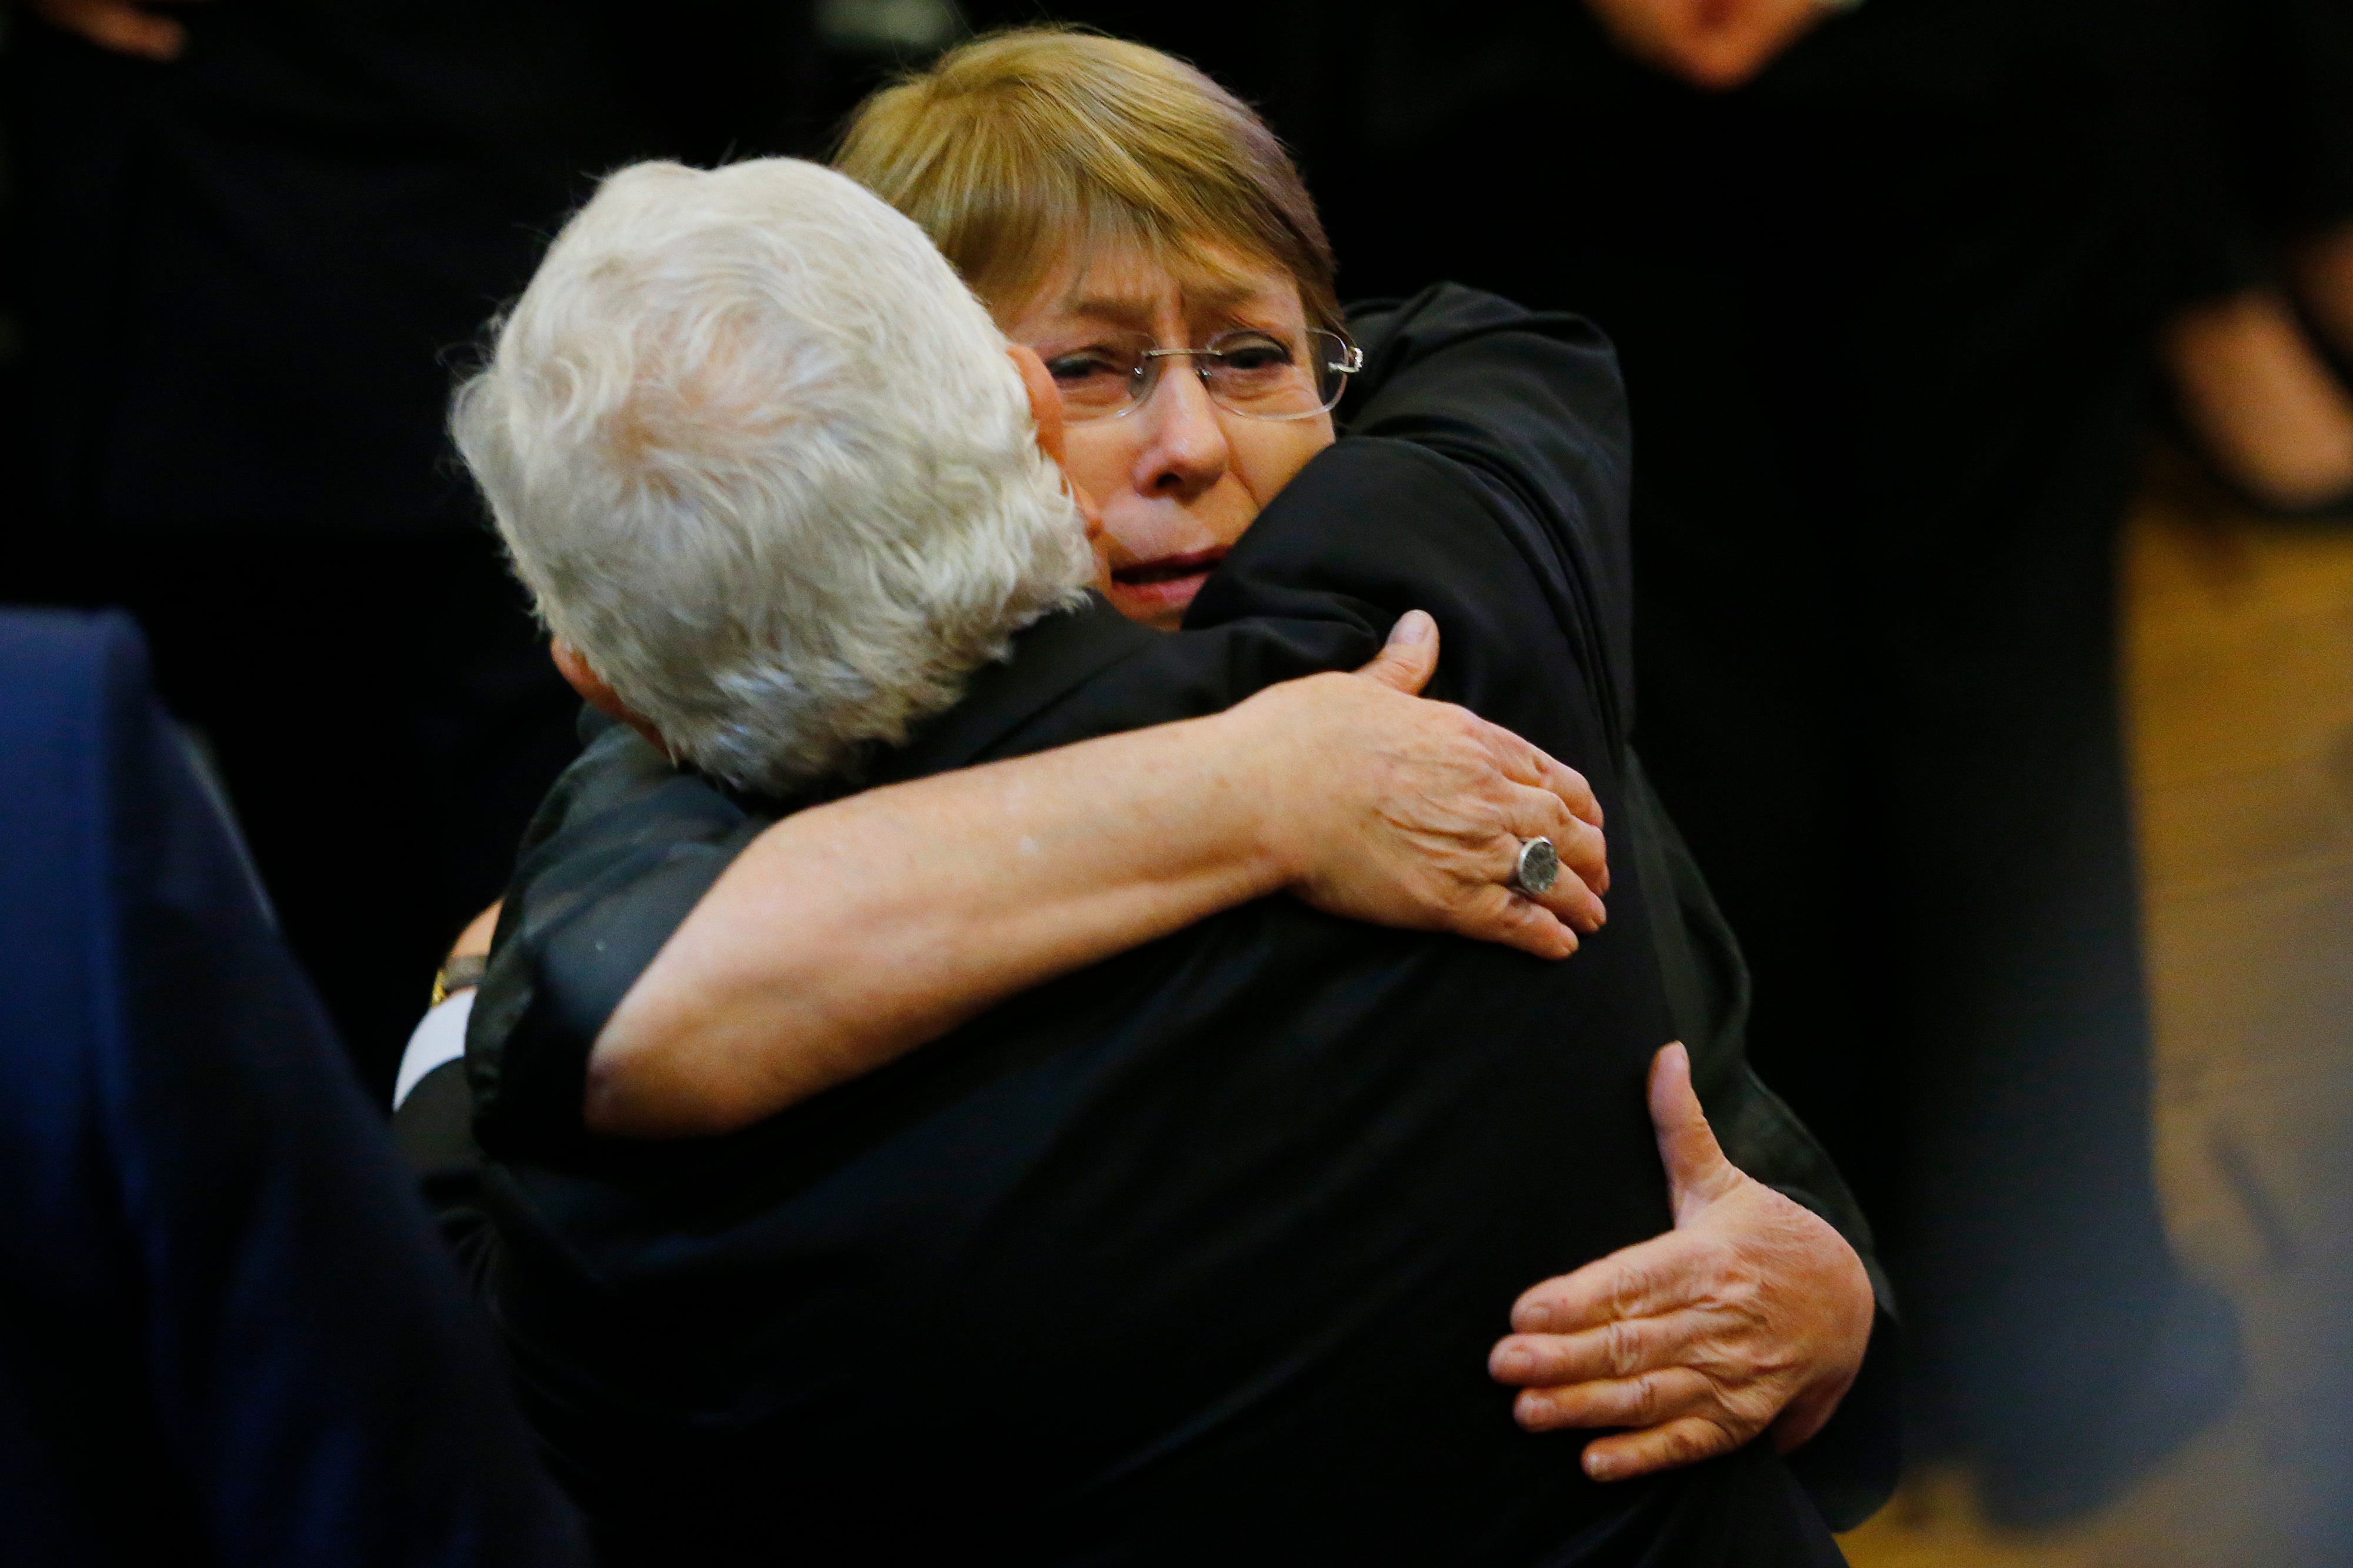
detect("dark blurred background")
[3,2,2348,1561]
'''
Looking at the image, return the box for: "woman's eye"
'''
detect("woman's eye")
[1215,335,1294,372]
[1036,342,1149,418]
[1044,348,1134,385]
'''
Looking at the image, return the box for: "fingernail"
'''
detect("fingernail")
[1586,1452,1619,1482]
[1386,609,1434,646]
[1495,1344,1534,1376]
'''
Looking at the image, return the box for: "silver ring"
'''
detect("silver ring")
[1510,837,1560,897]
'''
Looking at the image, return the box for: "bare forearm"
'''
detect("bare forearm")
[584,625,1610,1138]
[586,710,1279,1137]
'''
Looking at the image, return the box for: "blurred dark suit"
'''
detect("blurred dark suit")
[0,1,839,1095]
[0,608,585,1567]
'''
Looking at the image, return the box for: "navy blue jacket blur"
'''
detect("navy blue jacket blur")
[0,610,585,1566]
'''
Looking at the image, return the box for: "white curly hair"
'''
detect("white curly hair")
[451,157,1091,796]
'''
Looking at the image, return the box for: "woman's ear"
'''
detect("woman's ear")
[1008,344,1103,546]
[550,640,672,758]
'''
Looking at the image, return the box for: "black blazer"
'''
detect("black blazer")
[459,288,1887,1563]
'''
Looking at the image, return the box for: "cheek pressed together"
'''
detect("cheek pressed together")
[998,246,1342,632]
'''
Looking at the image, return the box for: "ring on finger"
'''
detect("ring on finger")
[1510,836,1560,896]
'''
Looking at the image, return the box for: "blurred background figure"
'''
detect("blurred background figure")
[2157,0,2353,520]
[0,608,586,1566]
[0,0,962,1096]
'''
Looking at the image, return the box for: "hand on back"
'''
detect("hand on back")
[1231,610,1611,960]
[1488,1043,1875,1479]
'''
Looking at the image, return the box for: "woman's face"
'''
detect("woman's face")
[999,246,1335,630]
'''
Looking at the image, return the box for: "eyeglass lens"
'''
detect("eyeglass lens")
[1040,329,1356,423]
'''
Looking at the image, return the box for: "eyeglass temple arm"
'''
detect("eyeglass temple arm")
[1134,340,1364,372]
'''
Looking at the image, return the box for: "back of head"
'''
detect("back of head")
[836,29,1340,332]
[451,158,1090,798]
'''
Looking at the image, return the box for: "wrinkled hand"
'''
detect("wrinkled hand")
[1489,1042,1874,1480]
[1583,0,1832,90]
[29,0,208,61]
[1227,609,1609,960]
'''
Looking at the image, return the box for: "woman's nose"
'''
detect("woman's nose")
[1130,362,1230,500]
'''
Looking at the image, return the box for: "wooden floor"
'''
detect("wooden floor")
[1840,459,2353,1567]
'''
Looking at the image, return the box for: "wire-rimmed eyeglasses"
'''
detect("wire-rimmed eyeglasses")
[1038,327,1364,424]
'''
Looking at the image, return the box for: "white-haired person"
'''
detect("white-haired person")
[422,102,1878,1566]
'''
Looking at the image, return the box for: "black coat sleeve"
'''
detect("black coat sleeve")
[1626,753,1902,1529]
[465,709,770,1157]
[1311,288,1899,1526]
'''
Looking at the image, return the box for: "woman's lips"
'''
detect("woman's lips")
[1109,547,1228,614]
[1113,546,1228,586]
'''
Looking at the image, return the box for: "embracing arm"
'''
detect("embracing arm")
[1479,760,1897,1522]
[1274,293,1891,1513]
[589,614,1610,1137]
